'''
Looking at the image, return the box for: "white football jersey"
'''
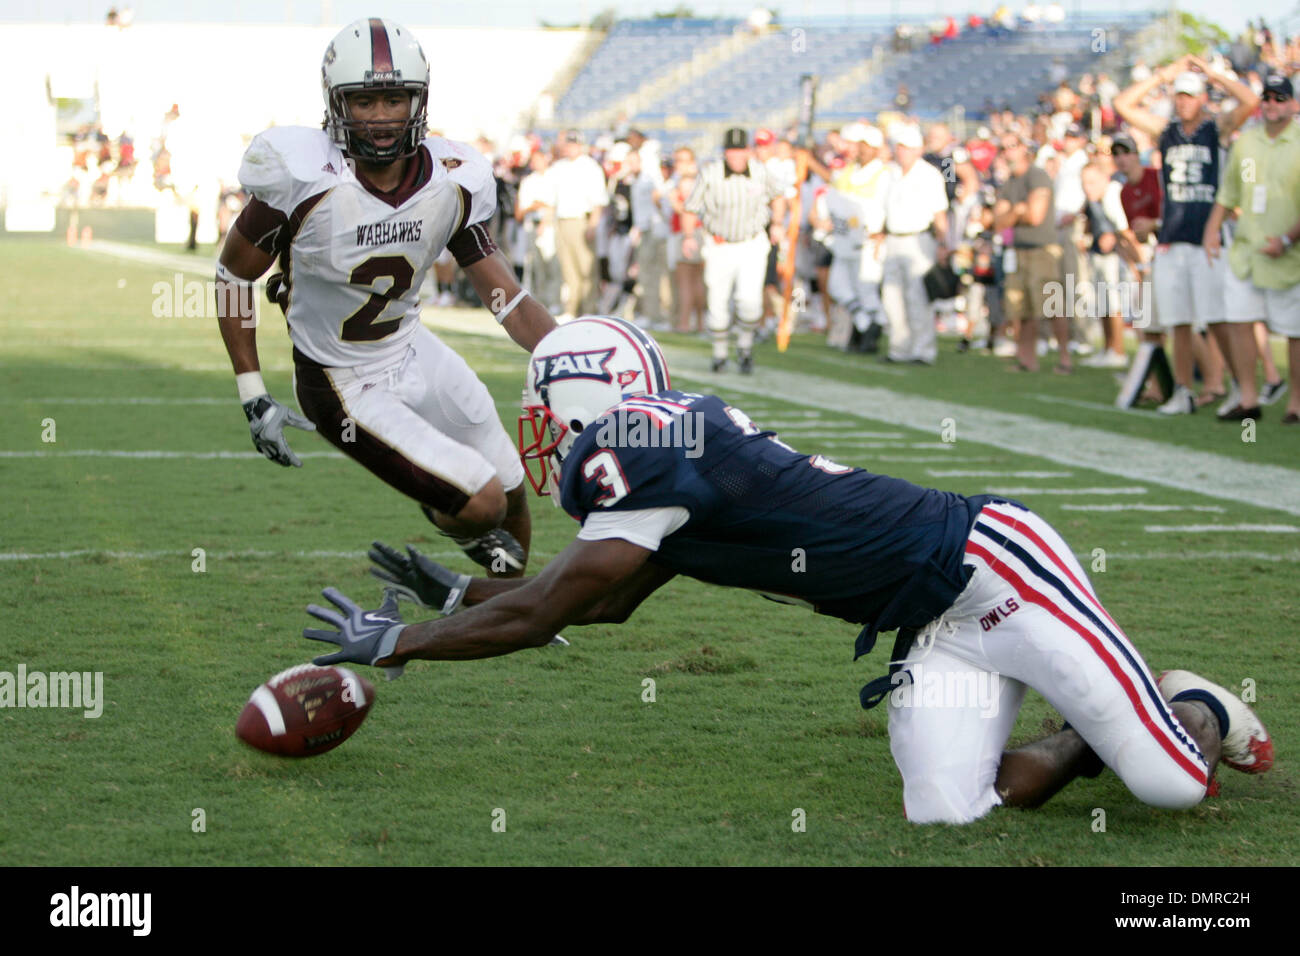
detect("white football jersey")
[237,127,496,368]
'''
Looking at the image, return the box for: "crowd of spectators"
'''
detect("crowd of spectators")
[458,24,1297,417]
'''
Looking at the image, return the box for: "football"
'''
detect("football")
[236,664,375,757]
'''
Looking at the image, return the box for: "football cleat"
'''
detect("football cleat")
[1158,670,1273,774]
[738,350,754,375]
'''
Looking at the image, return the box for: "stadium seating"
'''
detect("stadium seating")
[548,13,1157,144]
[636,28,884,122]
[824,27,1125,120]
[554,19,743,119]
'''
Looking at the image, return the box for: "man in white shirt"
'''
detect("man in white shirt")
[549,130,608,319]
[515,147,561,314]
[879,124,950,364]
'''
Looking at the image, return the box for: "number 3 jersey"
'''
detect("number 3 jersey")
[233,126,499,368]
[558,390,1002,655]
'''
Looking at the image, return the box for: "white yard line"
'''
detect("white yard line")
[1061,504,1226,513]
[984,486,1148,495]
[1029,393,1154,415]
[773,429,906,439]
[1097,549,1300,562]
[76,239,219,276]
[872,455,995,463]
[0,547,555,562]
[1143,524,1298,534]
[676,363,1300,517]
[927,470,1074,478]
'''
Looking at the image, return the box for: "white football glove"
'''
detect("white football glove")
[243,394,316,467]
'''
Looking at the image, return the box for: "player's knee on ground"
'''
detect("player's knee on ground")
[1111,736,1207,810]
[902,774,1001,825]
[444,477,508,536]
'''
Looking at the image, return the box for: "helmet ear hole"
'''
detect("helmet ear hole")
[569,420,584,434]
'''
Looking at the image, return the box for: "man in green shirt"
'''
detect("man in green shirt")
[1205,74,1300,423]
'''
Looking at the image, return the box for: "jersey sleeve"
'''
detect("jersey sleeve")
[235,127,336,254]
[576,506,691,550]
[426,137,499,266]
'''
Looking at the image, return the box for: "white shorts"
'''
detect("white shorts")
[1153,242,1225,331]
[1222,266,1300,336]
[888,501,1211,824]
[827,251,882,320]
[293,323,524,515]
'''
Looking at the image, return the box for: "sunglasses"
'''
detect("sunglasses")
[1111,145,1132,155]
[1262,91,1292,103]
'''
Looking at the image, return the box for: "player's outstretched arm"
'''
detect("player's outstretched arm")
[369,540,675,623]
[462,249,557,352]
[216,228,316,467]
[307,537,656,667]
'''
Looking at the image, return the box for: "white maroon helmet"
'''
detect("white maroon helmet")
[321,18,429,165]
[518,317,671,496]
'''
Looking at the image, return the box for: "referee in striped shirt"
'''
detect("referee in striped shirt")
[682,128,788,373]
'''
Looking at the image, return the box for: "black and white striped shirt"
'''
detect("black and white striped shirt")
[685,158,786,242]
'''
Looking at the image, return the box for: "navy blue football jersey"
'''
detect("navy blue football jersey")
[558,391,1002,655]
[1157,119,1221,245]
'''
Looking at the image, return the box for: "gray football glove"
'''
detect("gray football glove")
[368,541,471,615]
[303,587,407,679]
[243,394,316,467]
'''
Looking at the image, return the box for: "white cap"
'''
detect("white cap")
[841,122,869,142]
[1173,71,1205,97]
[889,123,923,149]
[842,123,883,147]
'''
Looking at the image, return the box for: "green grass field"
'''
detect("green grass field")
[2,238,1296,866]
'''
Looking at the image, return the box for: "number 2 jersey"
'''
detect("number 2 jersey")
[558,390,1002,656]
[233,126,499,368]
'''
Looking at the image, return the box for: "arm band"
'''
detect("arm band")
[216,262,254,286]
[493,289,530,325]
[235,371,268,404]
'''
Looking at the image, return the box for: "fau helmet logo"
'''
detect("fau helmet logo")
[532,348,617,390]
